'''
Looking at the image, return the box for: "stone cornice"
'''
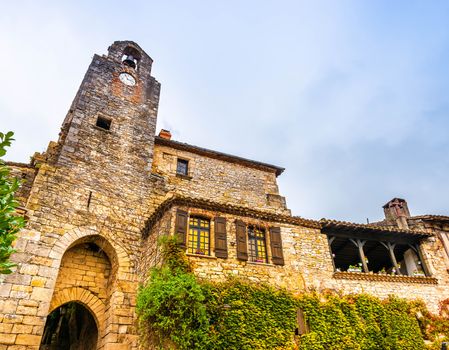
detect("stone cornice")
[142,195,321,238]
[333,271,438,284]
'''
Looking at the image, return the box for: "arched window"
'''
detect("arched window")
[121,46,141,69]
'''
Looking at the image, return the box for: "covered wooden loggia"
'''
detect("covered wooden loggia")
[322,220,431,277]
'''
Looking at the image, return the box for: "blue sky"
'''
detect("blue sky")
[1,1,448,222]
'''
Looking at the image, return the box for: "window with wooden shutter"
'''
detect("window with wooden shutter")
[188,217,210,255]
[248,226,268,263]
[235,220,248,261]
[214,217,228,258]
[269,227,284,265]
[175,209,188,248]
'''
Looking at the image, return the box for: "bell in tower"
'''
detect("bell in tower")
[121,45,142,70]
[123,54,137,69]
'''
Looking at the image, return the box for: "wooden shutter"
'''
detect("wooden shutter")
[269,227,284,265]
[235,220,248,261]
[175,209,188,248]
[296,309,309,335]
[214,217,228,258]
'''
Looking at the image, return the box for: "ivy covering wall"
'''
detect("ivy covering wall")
[136,237,449,350]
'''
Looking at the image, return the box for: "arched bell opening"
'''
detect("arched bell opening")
[121,46,141,69]
[40,301,98,350]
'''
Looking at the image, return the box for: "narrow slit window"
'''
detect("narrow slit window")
[96,116,111,130]
[176,159,188,176]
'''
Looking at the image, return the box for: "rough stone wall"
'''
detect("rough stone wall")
[409,219,449,271]
[137,209,173,282]
[323,240,449,315]
[52,244,112,304]
[141,206,313,292]
[152,144,289,214]
[5,162,36,207]
[142,205,449,315]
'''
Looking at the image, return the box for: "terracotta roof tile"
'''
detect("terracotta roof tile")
[410,215,449,222]
[143,195,320,237]
[320,218,432,237]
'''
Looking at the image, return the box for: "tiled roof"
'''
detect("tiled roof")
[155,136,285,176]
[410,215,449,222]
[143,196,433,240]
[143,195,320,237]
[320,218,432,237]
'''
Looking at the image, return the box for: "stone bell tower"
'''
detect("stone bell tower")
[0,41,163,349]
[57,40,160,175]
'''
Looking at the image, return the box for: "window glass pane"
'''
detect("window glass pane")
[188,217,210,255]
[248,226,267,263]
[177,159,188,175]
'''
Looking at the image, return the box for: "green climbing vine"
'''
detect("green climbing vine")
[136,237,449,349]
[0,131,25,274]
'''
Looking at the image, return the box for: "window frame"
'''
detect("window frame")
[247,225,268,263]
[176,158,189,176]
[187,216,211,256]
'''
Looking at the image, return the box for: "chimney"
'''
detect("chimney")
[383,198,410,229]
[158,129,172,140]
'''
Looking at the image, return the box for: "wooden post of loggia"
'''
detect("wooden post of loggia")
[380,242,401,275]
[349,239,368,273]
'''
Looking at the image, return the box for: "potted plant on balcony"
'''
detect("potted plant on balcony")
[413,269,425,277]
[347,263,363,273]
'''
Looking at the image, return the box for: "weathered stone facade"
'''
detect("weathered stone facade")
[1,41,448,349]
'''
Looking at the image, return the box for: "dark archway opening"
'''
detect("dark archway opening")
[40,302,98,350]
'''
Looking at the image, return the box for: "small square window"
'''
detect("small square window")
[96,116,111,130]
[176,159,188,176]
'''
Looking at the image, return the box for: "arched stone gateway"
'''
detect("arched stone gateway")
[48,227,132,278]
[43,231,138,349]
[40,301,98,350]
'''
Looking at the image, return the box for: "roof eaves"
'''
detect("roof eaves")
[155,136,285,176]
[410,215,449,222]
[143,196,320,237]
[319,218,432,237]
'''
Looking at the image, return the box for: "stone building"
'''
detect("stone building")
[0,41,448,349]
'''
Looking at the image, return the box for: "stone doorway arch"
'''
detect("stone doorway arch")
[42,229,138,349]
[40,301,98,350]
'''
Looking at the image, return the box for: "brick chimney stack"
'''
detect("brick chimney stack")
[383,198,410,229]
[158,129,172,140]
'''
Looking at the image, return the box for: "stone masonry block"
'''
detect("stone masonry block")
[30,288,53,303]
[104,343,129,350]
[0,284,11,298]
[16,305,37,316]
[0,333,16,345]
[4,274,31,286]
[15,334,41,345]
